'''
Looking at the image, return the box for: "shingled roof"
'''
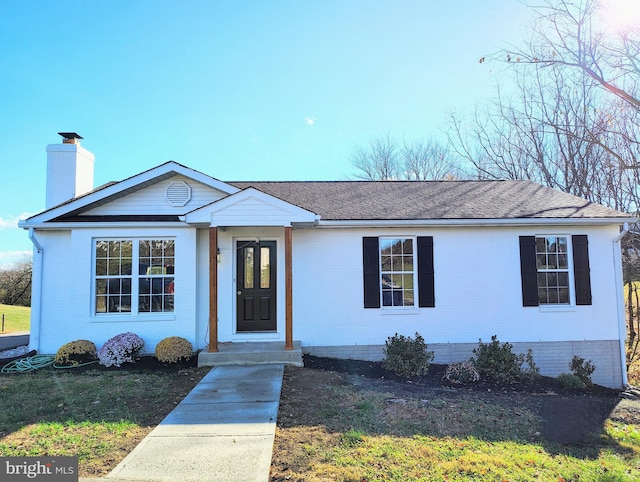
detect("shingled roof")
[230,179,631,221]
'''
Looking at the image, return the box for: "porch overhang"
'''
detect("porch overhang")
[195,189,315,354]
[180,187,319,228]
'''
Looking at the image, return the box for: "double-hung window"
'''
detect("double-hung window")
[519,234,592,307]
[95,239,175,315]
[380,238,416,307]
[536,236,570,305]
[363,236,435,309]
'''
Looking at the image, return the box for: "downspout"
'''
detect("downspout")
[613,222,630,387]
[28,228,43,353]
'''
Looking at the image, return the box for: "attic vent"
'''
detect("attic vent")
[165,181,192,207]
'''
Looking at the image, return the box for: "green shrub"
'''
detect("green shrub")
[383,332,434,378]
[155,336,193,363]
[443,361,481,385]
[54,340,97,366]
[471,335,539,383]
[557,372,587,391]
[569,356,596,387]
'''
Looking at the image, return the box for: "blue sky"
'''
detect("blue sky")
[0,0,533,267]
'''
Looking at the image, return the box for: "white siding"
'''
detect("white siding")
[290,225,622,346]
[33,226,198,354]
[83,175,227,215]
[32,221,625,386]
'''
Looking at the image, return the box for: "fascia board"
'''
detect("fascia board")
[314,217,637,228]
[18,221,189,230]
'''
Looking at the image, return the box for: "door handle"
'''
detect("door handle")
[237,291,242,295]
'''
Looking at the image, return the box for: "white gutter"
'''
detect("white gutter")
[613,222,630,387]
[27,228,43,353]
[314,217,637,228]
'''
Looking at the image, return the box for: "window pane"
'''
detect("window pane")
[558,254,568,269]
[547,254,558,269]
[403,255,413,271]
[404,290,414,306]
[538,288,548,304]
[558,272,569,287]
[244,247,254,289]
[381,255,392,271]
[558,237,568,252]
[380,239,394,254]
[260,247,270,289]
[559,288,569,303]
[403,239,413,254]
[96,279,107,295]
[391,239,402,254]
[402,274,414,290]
[392,256,403,271]
[96,259,107,276]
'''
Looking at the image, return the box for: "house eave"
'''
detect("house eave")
[314,217,637,228]
[19,221,189,230]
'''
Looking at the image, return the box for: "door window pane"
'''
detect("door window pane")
[244,247,254,289]
[260,247,270,289]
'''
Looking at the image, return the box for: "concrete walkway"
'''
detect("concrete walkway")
[89,364,284,482]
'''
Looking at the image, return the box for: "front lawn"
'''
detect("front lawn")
[271,360,640,481]
[0,304,30,333]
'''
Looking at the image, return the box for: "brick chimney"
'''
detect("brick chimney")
[46,132,95,209]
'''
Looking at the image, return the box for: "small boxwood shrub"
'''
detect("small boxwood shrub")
[98,332,144,367]
[54,340,97,366]
[557,372,587,391]
[443,361,481,385]
[383,332,434,378]
[569,356,596,387]
[471,335,539,383]
[156,336,193,363]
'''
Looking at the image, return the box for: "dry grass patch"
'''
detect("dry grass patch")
[271,364,640,482]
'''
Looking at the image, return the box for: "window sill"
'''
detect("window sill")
[538,305,576,313]
[380,308,420,315]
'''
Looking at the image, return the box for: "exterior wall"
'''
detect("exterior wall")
[83,175,226,215]
[303,340,623,388]
[31,220,626,388]
[32,225,198,355]
[290,224,625,387]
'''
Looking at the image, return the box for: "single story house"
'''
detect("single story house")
[20,133,636,387]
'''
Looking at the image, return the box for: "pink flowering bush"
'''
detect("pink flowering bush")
[443,361,481,385]
[97,332,144,367]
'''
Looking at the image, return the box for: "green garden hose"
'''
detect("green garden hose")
[1,354,55,373]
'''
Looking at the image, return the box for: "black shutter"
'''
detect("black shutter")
[417,236,435,308]
[363,237,380,308]
[519,236,539,307]
[572,235,592,305]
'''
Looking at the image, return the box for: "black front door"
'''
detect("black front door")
[236,240,277,332]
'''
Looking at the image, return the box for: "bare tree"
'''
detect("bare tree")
[0,259,32,307]
[351,134,463,180]
[350,134,400,180]
[502,0,640,113]
[401,137,461,180]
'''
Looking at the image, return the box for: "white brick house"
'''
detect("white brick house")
[19,133,636,387]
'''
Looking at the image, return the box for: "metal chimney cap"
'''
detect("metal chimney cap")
[58,132,83,140]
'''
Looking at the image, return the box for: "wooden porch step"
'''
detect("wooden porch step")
[197,341,303,367]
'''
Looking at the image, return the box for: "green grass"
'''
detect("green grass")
[272,367,640,482]
[0,304,30,333]
[0,364,208,477]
